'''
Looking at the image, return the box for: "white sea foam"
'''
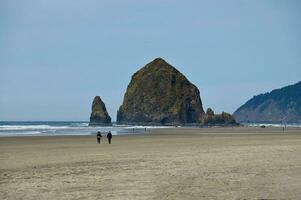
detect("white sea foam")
[71,122,89,127]
[8,121,300,137]
[0,122,177,137]
[124,125,175,129]
[0,125,70,131]
[0,131,42,136]
[246,123,301,128]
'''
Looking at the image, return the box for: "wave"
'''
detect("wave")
[0,131,42,136]
[245,123,301,128]
[70,122,89,127]
[0,125,71,131]
[0,123,107,131]
[123,125,175,129]
[0,122,128,136]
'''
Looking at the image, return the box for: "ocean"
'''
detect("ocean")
[0,121,170,137]
[0,121,300,137]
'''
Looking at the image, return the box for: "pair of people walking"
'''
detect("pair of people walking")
[97,131,112,144]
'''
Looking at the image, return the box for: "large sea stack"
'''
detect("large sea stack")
[89,96,112,126]
[233,81,301,123]
[117,58,205,125]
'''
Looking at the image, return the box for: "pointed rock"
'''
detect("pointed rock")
[203,108,237,126]
[89,96,111,126]
[117,58,205,125]
[206,108,215,116]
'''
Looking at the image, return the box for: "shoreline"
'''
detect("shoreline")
[0,126,300,138]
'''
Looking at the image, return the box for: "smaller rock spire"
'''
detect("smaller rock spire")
[89,96,111,126]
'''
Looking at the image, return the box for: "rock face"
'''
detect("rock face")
[203,108,237,126]
[89,96,111,126]
[117,58,205,125]
[233,81,301,123]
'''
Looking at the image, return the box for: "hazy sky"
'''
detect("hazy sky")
[1,0,300,121]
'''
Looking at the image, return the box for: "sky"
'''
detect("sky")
[0,0,300,121]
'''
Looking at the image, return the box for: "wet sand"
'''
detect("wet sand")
[1,127,301,199]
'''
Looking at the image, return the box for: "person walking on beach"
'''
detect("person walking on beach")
[107,131,112,144]
[97,131,102,144]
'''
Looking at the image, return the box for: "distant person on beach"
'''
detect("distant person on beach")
[97,132,102,144]
[107,131,112,144]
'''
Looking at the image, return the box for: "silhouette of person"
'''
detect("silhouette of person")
[107,131,112,144]
[97,131,102,144]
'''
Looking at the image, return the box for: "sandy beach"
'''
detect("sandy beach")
[1,127,301,199]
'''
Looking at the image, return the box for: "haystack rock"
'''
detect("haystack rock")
[117,58,205,125]
[89,96,111,126]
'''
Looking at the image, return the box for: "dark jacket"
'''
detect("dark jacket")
[107,132,112,139]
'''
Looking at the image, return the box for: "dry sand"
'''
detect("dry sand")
[1,127,301,200]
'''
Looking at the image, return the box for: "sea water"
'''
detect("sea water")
[244,123,301,128]
[1,121,300,137]
[0,121,170,137]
